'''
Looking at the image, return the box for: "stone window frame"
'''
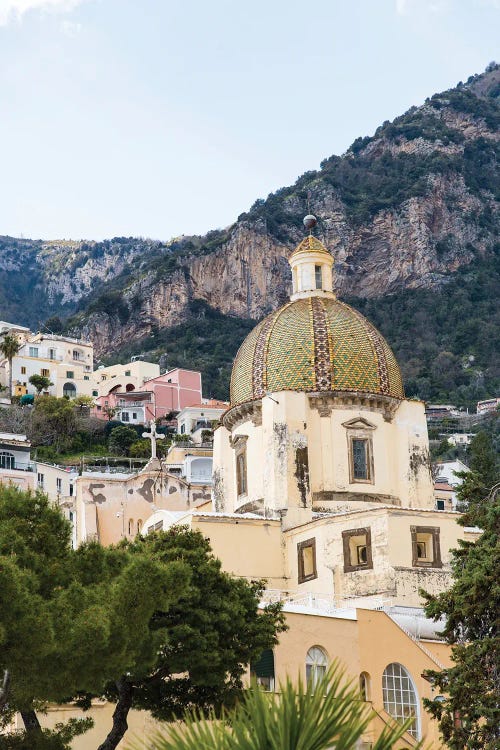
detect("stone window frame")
[411,526,442,568]
[342,527,373,573]
[343,418,376,485]
[297,537,317,584]
[232,435,248,499]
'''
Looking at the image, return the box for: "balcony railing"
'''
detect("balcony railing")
[0,461,36,472]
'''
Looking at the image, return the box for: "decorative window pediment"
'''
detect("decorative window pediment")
[342,417,376,431]
[230,434,248,450]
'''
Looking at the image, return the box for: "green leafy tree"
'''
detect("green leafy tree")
[128,439,152,458]
[30,396,78,452]
[28,374,53,395]
[108,425,138,455]
[468,430,498,489]
[97,529,286,750]
[143,664,421,750]
[0,333,21,398]
[422,447,500,748]
[0,486,191,748]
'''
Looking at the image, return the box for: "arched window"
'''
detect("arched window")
[306,646,328,687]
[0,451,14,470]
[382,663,420,739]
[128,518,134,536]
[236,451,247,497]
[63,382,77,398]
[359,672,371,701]
[137,519,143,534]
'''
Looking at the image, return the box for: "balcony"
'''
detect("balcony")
[0,461,36,472]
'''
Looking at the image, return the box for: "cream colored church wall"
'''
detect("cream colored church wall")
[191,515,287,588]
[216,393,434,520]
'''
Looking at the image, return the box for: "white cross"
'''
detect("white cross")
[142,419,165,459]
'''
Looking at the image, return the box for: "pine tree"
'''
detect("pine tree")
[422,432,499,749]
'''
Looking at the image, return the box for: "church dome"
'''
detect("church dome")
[230,275,404,407]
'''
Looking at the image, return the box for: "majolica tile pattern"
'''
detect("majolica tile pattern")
[230,297,404,407]
[289,235,333,260]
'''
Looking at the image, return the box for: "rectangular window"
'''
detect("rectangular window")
[29,347,38,357]
[21,366,26,374]
[297,538,317,583]
[352,438,368,480]
[92,390,98,397]
[314,265,322,289]
[132,412,137,419]
[84,375,89,380]
[411,526,442,568]
[436,499,445,511]
[122,412,130,422]
[72,350,81,360]
[56,478,62,493]
[125,370,131,376]
[66,371,74,379]
[342,527,373,572]
[347,432,374,484]
[48,348,56,360]
[41,368,49,377]
[37,472,44,488]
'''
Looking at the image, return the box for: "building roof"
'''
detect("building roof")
[434,482,454,491]
[230,296,404,406]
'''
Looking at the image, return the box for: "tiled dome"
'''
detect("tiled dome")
[230,296,404,406]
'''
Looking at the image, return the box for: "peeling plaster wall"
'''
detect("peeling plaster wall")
[284,507,469,606]
[75,468,211,546]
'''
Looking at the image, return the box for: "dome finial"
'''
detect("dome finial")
[303,214,317,235]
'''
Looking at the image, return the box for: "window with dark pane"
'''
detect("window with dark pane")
[352,438,368,480]
[314,265,322,289]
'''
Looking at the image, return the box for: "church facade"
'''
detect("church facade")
[142,220,479,747]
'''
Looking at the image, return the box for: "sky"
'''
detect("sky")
[0,0,498,241]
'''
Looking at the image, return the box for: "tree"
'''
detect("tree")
[146,664,420,750]
[30,396,78,453]
[97,529,286,750]
[108,425,138,455]
[28,374,53,395]
[468,430,498,490]
[422,456,500,748]
[0,333,21,398]
[103,405,119,421]
[0,485,191,747]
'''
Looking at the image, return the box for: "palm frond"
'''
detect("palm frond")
[133,662,425,750]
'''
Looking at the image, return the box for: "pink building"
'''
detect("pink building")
[94,368,203,424]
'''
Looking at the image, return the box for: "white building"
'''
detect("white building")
[92,360,160,398]
[9,332,94,399]
[446,433,474,446]
[176,400,228,443]
[477,397,500,415]
[0,432,36,493]
[434,459,469,488]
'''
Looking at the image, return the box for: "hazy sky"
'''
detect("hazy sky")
[0,0,498,241]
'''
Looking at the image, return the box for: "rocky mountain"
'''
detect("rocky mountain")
[0,65,498,405]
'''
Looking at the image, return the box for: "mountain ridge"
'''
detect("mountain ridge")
[0,64,498,406]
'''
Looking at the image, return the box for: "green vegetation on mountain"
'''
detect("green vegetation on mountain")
[102,299,256,400]
[351,253,500,409]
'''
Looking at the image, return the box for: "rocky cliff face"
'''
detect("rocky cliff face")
[1,66,498,358]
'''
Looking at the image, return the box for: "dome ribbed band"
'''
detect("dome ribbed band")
[310,297,333,391]
[252,312,278,398]
[345,303,390,395]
